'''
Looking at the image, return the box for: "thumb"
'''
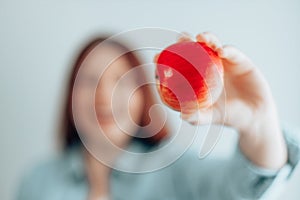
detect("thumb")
[180,107,223,125]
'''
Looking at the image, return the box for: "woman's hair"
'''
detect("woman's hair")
[59,36,169,150]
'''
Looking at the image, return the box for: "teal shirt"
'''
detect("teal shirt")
[16,124,300,200]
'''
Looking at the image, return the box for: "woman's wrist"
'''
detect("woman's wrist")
[238,109,288,170]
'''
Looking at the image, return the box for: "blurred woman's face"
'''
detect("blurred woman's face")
[73,44,144,149]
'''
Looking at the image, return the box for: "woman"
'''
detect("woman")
[16,32,300,200]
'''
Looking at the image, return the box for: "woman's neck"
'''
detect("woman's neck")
[83,149,111,200]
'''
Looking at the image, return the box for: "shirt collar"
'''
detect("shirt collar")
[66,139,150,181]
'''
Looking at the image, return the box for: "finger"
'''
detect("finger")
[180,108,213,125]
[196,32,222,51]
[153,53,160,63]
[218,45,255,75]
[218,45,246,61]
[177,32,193,43]
[181,109,215,126]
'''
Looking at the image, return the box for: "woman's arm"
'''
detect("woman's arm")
[179,32,288,170]
[161,32,300,199]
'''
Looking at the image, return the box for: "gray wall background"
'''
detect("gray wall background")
[1,0,300,199]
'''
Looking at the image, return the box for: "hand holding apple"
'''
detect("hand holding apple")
[154,32,287,170]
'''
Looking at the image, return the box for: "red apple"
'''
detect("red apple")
[156,41,224,113]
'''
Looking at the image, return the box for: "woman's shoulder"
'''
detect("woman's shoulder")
[16,148,83,200]
[25,150,73,179]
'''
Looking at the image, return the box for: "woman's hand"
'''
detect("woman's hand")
[155,32,288,170]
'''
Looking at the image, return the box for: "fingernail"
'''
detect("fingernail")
[217,48,225,57]
[180,112,190,120]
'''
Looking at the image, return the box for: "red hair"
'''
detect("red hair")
[59,36,169,150]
